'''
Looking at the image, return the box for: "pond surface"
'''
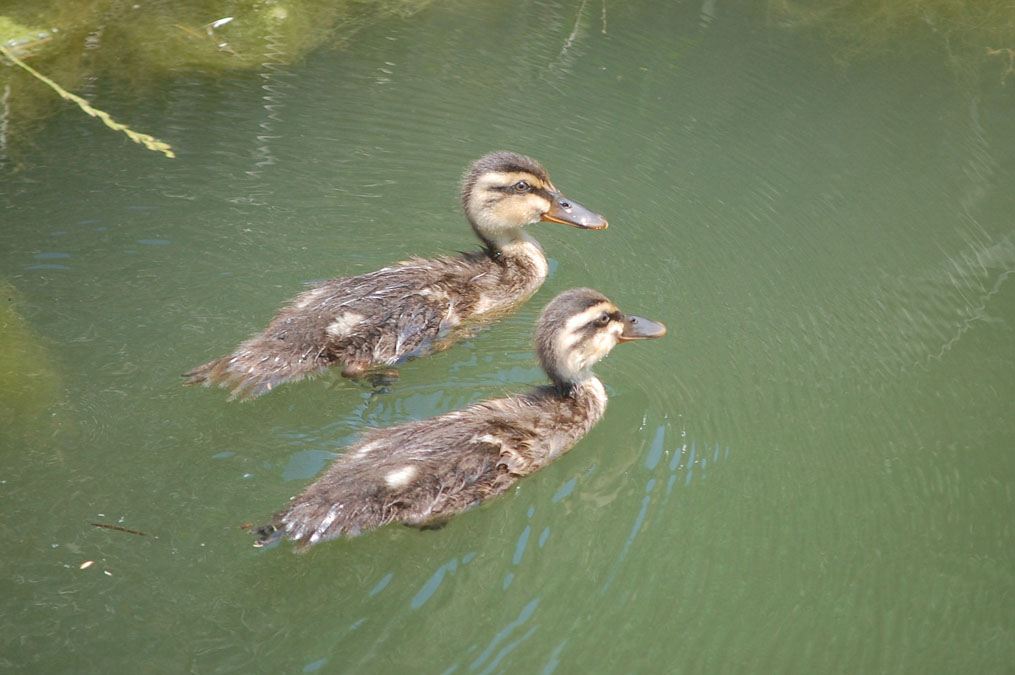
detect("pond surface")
[3,0,1013,672]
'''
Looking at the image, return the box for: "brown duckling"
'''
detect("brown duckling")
[254,287,666,549]
[184,151,607,399]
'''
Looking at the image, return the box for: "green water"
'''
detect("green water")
[3,1,1013,672]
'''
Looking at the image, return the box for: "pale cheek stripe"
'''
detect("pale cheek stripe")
[477,171,547,191]
[562,303,613,334]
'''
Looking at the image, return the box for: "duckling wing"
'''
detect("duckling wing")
[184,258,484,399]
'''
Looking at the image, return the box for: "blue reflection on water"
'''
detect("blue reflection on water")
[602,478,656,594]
[600,422,732,594]
[478,625,538,675]
[302,657,327,672]
[513,525,531,566]
[412,557,459,610]
[469,597,540,672]
[505,506,536,589]
[411,552,477,610]
[281,450,336,482]
[368,572,393,598]
[551,477,576,503]
[684,443,697,487]
[541,639,569,674]
[644,425,666,469]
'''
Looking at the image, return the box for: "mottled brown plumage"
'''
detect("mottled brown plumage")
[254,288,666,549]
[184,151,607,399]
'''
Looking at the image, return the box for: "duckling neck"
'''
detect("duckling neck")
[485,232,548,282]
[498,229,546,259]
[551,374,608,410]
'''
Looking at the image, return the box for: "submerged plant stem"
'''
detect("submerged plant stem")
[0,45,175,159]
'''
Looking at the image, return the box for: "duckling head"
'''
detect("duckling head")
[461,151,608,253]
[535,288,667,391]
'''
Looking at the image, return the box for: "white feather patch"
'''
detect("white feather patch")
[384,465,417,489]
[326,312,365,337]
[474,433,503,448]
[294,286,328,309]
[353,440,380,457]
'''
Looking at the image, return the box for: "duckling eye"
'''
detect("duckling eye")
[512,181,531,193]
[594,312,611,327]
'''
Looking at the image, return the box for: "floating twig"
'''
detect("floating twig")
[172,23,207,40]
[91,522,148,536]
[0,44,175,158]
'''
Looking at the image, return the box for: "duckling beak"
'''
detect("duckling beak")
[540,190,609,230]
[618,314,667,342]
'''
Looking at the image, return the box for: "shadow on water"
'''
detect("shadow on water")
[0,281,61,447]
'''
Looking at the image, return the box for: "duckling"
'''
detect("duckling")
[254,287,666,549]
[184,151,607,399]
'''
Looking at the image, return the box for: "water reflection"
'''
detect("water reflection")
[368,572,394,597]
[599,419,732,594]
[247,36,293,179]
[542,0,599,86]
[793,232,1015,394]
[412,553,477,610]
[465,597,540,674]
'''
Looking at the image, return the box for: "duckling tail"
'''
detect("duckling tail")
[182,345,324,400]
[252,523,282,548]
[181,356,271,400]
[181,357,223,387]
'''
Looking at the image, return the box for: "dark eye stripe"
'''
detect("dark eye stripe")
[582,311,622,333]
[594,310,622,325]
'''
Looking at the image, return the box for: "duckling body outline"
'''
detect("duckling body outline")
[261,380,607,544]
[255,288,666,549]
[184,152,607,399]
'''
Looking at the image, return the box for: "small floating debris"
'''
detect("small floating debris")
[91,522,147,536]
[79,560,94,569]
